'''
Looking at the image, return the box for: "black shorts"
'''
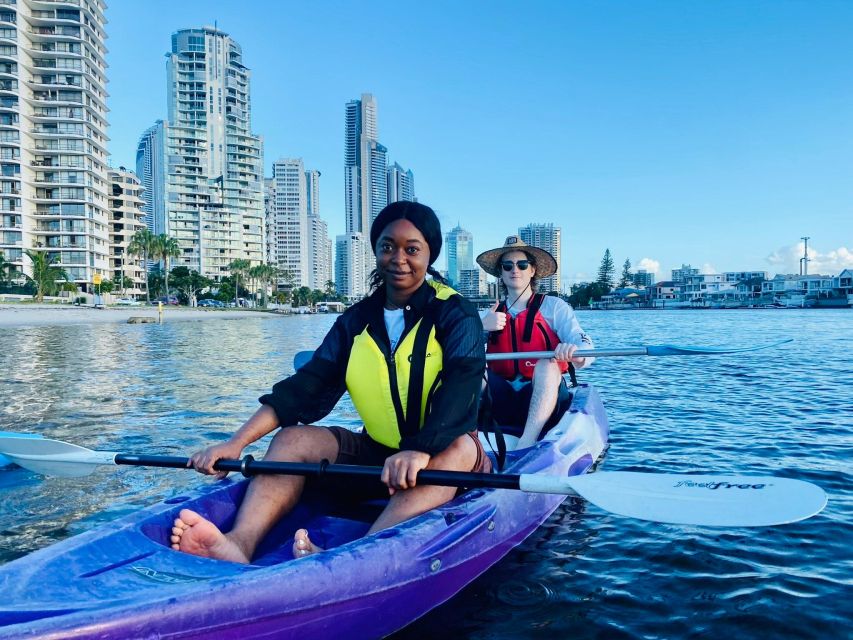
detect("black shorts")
[484,369,572,437]
[322,427,492,500]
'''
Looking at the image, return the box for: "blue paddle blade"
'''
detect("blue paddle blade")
[646,338,793,357]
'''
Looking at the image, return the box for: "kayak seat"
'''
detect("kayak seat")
[250,491,390,566]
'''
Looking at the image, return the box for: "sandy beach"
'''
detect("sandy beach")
[0,303,280,328]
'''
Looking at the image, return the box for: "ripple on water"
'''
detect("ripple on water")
[0,311,851,639]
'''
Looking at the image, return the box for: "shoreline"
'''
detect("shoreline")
[0,304,282,328]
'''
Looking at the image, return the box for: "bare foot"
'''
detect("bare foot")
[170,509,251,564]
[292,528,324,559]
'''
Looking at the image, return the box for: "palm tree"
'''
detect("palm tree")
[228,258,251,307]
[324,280,337,301]
[24,249,69,302]
[248,264,265,307]
[154,234,181,299]
[0,254,16,288]
[127,228,156,303]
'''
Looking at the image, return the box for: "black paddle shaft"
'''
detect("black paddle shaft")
[113,454,523,491]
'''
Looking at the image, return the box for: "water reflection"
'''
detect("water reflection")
[0,310,851,638]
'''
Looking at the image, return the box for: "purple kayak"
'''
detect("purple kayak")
[0,384,608,639]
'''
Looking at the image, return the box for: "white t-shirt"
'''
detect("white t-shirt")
[384,308,405,352]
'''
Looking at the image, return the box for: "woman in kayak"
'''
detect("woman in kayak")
[171,201,489,562]
[476,236,593,449]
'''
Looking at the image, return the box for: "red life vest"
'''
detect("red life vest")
[487,293,569,380]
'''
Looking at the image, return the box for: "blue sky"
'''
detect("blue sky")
[106,1,853,286]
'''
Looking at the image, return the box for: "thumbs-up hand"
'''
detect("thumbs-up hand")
[481,301,507,332]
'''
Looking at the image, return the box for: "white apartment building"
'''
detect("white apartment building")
[387,162,415,204]
[304,168,331,290]
[263,177,275,266]
[108,168,145,296]
[457,267,486,298]
[270,158,307,288]
[519,223,561,293]
[335,232,371,302]
[680,273,737,301]
[0,1,111,290]
[136,27,264,281]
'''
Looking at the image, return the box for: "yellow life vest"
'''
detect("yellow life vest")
[345,281,458,449]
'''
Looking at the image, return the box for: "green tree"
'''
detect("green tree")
[154,234,181,299]
[127,228,156,304]
[228,258,251,307]
[170,266,212,305]
[147,266,165,301]
[323,279,337,300]
[293,286,312,307]
[596,249,615,291]
[97,279,115,294]
[619,258,633,288]
[24,249,69,302]
[567,281,611,308]
[0,254,17,288]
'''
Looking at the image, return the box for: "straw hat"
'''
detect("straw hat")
[475,235,558,278]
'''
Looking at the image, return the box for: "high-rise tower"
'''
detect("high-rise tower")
[445,224,473,288]
[0,1,110,290]
[135,121,167,235]
[519,223,562,293]
[141,26,265,280]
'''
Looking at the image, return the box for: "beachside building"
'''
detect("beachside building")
[680,274,737,302]
[304,168,332,291]
[651,281,679,305]
[335,232,371,302]
[519,223,561,293]
[263,178,275,266]
[136,27,265,281]
[445,224,473,287]
[633,269,655,287]
[0,1,110,291]
[387,162,415,203]
[671,264,699,284]
[760,273,850,306]
[457,268,487,298]
[108,169,146,297]
[269,158,308,288]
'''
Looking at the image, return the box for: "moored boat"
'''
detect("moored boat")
[0,384,608,639]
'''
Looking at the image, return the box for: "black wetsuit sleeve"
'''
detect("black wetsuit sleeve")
[400,297,485,455]
[258,314,350,427]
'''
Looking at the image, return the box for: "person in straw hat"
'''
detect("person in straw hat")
[476,235,594,449]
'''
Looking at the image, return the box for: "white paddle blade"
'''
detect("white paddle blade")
[561,471,827,527]
[0,437,116,478]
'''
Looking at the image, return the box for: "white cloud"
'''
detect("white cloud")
[636,258,660,276]
[765,243,853,275]
[701,263,718,274]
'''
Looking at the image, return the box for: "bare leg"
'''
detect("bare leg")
[516,360,561,449]
[171,425,340,563]
[366,433,480,535]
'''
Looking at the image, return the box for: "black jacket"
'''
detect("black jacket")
[259,281,485,455]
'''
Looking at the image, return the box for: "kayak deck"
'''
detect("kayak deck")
[0,383,609,639]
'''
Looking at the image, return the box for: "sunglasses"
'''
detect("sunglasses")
[501,260,531,272]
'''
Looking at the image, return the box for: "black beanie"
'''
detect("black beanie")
[369,201,442,266]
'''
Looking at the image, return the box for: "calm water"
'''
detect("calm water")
[0,310,850,639]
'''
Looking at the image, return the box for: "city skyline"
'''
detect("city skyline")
[105,2,852,286]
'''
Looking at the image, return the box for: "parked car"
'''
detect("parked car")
[114,298,142,306]
[198,299,219,307]
[152,295,179,306]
